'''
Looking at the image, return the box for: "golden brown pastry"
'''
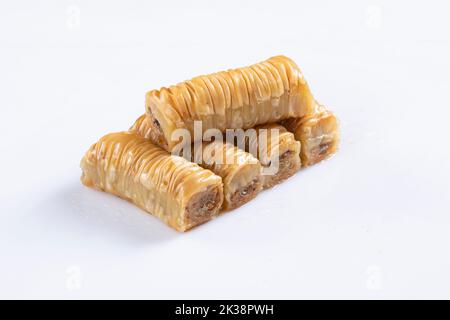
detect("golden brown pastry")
[145,55,315,151]
[130,115,262,210]
[80,132,224,232]
[241,123,301,189]
[194,141,262,210]
[281,103,339,167]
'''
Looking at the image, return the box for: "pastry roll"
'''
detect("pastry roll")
[145,55,315,151]
[281,103,339,167]
[242,124,301,189]
[80,132,224,232]
[131,115,263,210]
[195,141,262,210]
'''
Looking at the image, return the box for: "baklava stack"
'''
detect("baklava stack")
[80,56,339,231]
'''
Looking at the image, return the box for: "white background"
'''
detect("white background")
[1,0,449,299]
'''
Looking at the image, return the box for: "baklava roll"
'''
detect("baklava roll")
[130,115,263,210]
[281,103,339,167]
[80,132,224,232]
[145,55,315,151]
[243,124,301,189]
[199,141,262,210]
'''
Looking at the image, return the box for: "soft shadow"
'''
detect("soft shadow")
[36,181,178,246]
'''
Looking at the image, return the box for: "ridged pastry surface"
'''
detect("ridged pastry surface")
[130,115,261,210]
[201,141,262,209]
[80,132,223,231]
[249,123,301,167]
[146,55,315,150]
[282,103,339,166]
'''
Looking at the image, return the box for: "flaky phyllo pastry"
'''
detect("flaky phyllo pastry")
[131,114,263,210]
[81,56,339,231]
[281,102,339,167]
[80,132,223,231]
[248,123,301,189]
[145,55,315,151]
